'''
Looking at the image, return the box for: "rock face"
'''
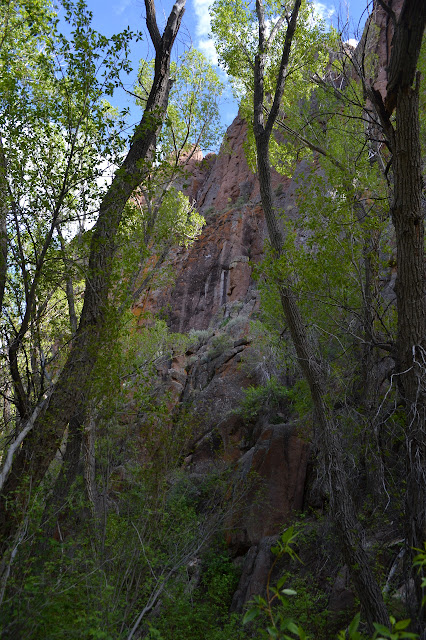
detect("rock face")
[133,112,311,608]
[358,0,405,102]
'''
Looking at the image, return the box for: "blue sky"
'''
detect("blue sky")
[83,0,372,143]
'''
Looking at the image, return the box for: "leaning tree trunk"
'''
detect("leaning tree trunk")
[0,0,186,553]
[256,131,390,630]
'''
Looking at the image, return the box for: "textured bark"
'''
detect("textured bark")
[83,414,103,522]
[253,0,389,628]
[368,0,426,619]
[0,0,186,551]
[384,0,426,114]
[392,82,426,620]
[57,228,78,335]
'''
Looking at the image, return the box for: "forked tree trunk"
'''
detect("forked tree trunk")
[0,0,186,553]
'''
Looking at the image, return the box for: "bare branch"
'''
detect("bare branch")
[0,391,51,492]
[265,0,302,136]
[144,0,162,52]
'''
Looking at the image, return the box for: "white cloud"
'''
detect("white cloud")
[192,0,219,63]
[345,38,358,48]
[312,1,336,22]
[198,38,218,65]
[192,0,213,37]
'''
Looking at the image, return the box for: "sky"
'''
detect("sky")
[81,0,373,145]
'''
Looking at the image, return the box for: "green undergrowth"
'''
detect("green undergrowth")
[146,544,249,640]
[243,528,426,640]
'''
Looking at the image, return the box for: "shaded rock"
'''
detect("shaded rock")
[196,114,257,212]
[328,565,356,613]
[228,423,310,552]
[231,536,277,612]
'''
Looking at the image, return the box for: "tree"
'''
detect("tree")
[0,0,186,553]
[36,46,222,546]
[222,0,425,618]
[360,0,426,619]
[211,0,390,628]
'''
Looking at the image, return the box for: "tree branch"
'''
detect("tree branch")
[144,0,162,52]
[265,0,302,136]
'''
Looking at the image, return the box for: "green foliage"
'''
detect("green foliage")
[0,0,135,425]
[124,46,223,299]
[188,328,212,345]
[211,0,335,172]
[156,188,205,248]
[413,543,426,607]
[237,376,289,423]
[244,530,424,640]
[337,613,419,640]
[146,545,246,640]
[207,332,233,359]
[137,48,224,159]
[243,527,308,640]
[1,456,235,638]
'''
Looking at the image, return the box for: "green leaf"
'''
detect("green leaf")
[243,607,260,624]
[276,575,287,590]
[286,621,300,634]
[374,623,392,635]
[394,620,411,631]
[348,613,361,636]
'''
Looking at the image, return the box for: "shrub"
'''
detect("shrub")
[188,328,211,345]
[237,376,289,423]
[207,333,233,359]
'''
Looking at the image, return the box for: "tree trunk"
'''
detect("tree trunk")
[39,414,84,544]
[392,79,425,621]
[0,0,186,552]
[368,0,425,619]
[256,131,390,630]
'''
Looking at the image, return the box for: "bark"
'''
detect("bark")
[57,227,78,335]
[384,0,426,114]
[83,413,103,522]
[0,0,186,551]
[392,80,426,619]
[369,0,426,619]
[253,0,389,628]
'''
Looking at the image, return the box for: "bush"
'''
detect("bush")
[188,328,211,345]
[207,333,233,359]
[237,376,289,423]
